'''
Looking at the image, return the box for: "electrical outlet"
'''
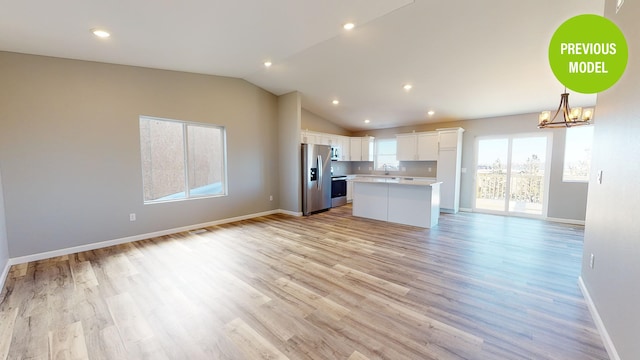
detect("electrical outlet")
[129,213,136,222]
[269,195,273,201]
[590,253,595,269]
[401,167,406,172]
[428,167,432,172]
[368,167,372,171]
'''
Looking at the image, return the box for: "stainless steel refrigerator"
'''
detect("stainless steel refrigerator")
[302,143,332,216]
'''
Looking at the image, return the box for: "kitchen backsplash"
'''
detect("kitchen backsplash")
[330,161,353,176]
[398,161,438,177]
[336,161,437,177]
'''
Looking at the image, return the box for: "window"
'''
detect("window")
[139,116,227,203]
[563,126,594,182]
[375,138,399,171]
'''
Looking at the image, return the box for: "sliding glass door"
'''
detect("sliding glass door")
[474,138,509,212]
[474,134,552,217]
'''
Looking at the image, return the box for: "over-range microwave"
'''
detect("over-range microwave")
[330,146,340,161]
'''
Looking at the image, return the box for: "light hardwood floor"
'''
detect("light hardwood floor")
[0,205,608,359]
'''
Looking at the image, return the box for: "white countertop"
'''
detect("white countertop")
[348,176,441,187]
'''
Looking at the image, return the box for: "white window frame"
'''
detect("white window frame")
[472,132,553,218]
[374,138,399,172]
[139,115,228,204]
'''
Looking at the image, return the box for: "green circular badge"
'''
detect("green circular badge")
[549,14,628,94]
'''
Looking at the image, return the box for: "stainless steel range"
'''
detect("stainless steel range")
[331,176,347,207]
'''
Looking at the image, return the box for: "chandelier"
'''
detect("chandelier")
[538,89,594,128]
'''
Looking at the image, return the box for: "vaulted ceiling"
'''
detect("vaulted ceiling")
[0,0,604,130]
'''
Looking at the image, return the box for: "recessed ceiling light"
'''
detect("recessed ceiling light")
[427,110,435,116]
[403,84,413,91]
[332,100,339,105]
[91,29,111,39]
[343,23,355,30]
[364,119,370,124]
[263,61,272,68]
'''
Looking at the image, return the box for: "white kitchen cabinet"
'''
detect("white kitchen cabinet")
[417,132,439,160]
[396,132,438,161]
[439,130,460,149]
[301,130,319,144]
[396,133,417,161]
[351,181,389,222]
[350,137,362,161]
[319,134,338,146]
[301,130,372,162]
[387,182,440,228]
[351,179,441,228]
[346,176,354,202]
[360,136,374,161]
[436,127,464,213]
[350,136,374,161]
[302,131,340,146]
[340,136,351,161]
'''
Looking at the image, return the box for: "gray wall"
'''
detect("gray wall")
[582,1,640,358]
[0,168,9,274]
[0,51,280,257]
[354,113,590,221]
[278,92,302,213]
[301,109,351,136]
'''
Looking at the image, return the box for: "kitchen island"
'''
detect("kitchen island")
[349,177,441,228]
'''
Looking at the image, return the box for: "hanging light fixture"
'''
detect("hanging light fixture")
[538,88,594,128]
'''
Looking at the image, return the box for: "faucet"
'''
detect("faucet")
[383,164,389,175]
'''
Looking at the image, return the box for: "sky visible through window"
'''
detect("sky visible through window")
[375,138,399,170]
[563,126,594,182]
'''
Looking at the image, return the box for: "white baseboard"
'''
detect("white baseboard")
[440,208,458,214]
[0,258,10,293]
[7,209,286,266]
[278,209,302,217]
[546,217,585,225]
[578,276,620,360]
[453,208,585,225]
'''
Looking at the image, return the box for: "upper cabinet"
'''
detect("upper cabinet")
[301,130,370,162]
[349,136,374,161]
[417,133,439,160]
[396,133,417,161]
[301,130,338,146]
[350,137,361,161]
[300,130,319,145]
[340,136,351,161]
[396,131,438,161]
[438,129,461,150]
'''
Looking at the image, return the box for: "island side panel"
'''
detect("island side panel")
[429,183,440,226]
[352,182,389,221]
[388,184,438,228]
